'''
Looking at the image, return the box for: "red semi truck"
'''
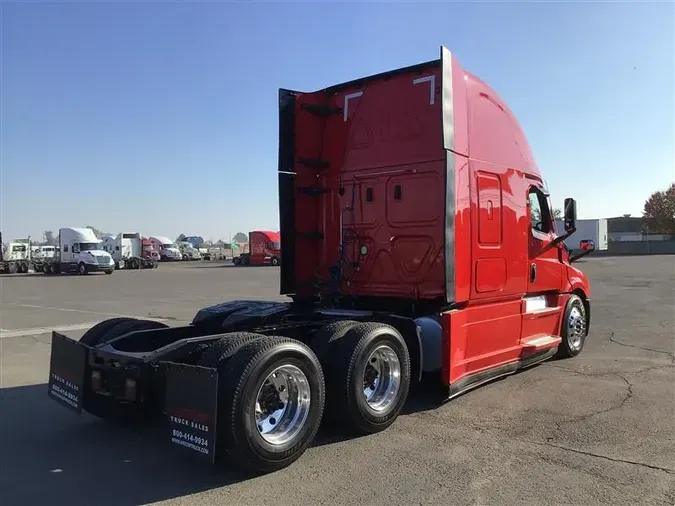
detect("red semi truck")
[46,46,594,475]
[233,230,281,266]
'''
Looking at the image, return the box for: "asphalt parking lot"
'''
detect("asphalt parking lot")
[1,256,673,506]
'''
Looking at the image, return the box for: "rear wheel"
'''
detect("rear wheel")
[323,322,411,434]
[213,336,325,474]
[79,317,138,346]
[198,332,267,369]
[310,320,360,363]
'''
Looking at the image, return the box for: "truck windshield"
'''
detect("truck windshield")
[162,243,175,249]
[79,242,102,251]
[271,242,280,249]
[11,245,27,252]
[143,245,154,251]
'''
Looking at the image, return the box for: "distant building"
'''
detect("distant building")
[606,215,671,242]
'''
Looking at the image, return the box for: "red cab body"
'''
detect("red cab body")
[278,46,591,389]
[141,238,160,261]
[248,231,281,266]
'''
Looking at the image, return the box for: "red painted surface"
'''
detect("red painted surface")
[288,46,590,387]
[141,238,160,261]
[248,231,281,266]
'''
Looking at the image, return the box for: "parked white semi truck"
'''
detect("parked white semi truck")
[33,228,115,275]
[0,234,32,273]
[177,241,202,261]
[103,233,158,269]
[149,236,182,261]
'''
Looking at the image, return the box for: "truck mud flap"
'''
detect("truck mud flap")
[164,362,219,463]
[48,331,89,414]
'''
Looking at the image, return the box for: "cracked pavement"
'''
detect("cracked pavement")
[0,256,674,505]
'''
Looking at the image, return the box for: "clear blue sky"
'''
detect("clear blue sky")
[1,1,673,243]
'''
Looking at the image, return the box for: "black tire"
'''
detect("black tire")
[233,257,241,266]
[99,318,169,346]
[198,332,267,368]
[555,294,588,359]
[324,322,411,435]
[310,320,360,363]
[270,257,279,266]
[104,269,113,275]
[213,336,325,474]
[131,258,140,269]
[78,262,88,275]
[79,317,138,346]
[20,262,28,273]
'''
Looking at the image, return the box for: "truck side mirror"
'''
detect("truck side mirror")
[564,198,577,234]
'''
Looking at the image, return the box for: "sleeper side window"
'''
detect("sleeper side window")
[528,186,552,235]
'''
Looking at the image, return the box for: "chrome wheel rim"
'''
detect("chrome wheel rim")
[362,344,401,412]
[254,364,311,446]
[567,305,586,350]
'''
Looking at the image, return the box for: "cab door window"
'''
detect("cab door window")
[528,186,552,236]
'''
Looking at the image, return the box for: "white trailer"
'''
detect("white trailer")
[34,228,115,275]
[555,218,608,252]
[33,245,58,260]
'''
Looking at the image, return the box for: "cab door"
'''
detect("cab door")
[522,182,566,340]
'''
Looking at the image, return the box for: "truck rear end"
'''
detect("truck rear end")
[278,48,466,304]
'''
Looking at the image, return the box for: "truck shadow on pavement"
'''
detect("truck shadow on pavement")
[0,380,447,506]
[0,384,249,506]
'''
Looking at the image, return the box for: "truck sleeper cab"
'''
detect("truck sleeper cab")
[103,233,158,269]
[150,236,182,261]
[34,227,115,275]
[233,230,281,266]
[46,46,592,476]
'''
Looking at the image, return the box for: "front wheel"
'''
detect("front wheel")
[270,257,279,266]
[214,336,325,474]
[556,294,588,359]
[78,262,88,275]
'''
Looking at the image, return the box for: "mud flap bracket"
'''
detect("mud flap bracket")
[48,331,89,414]
[164,362,219,463]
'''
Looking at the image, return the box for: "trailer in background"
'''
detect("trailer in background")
[555,218,608,252]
